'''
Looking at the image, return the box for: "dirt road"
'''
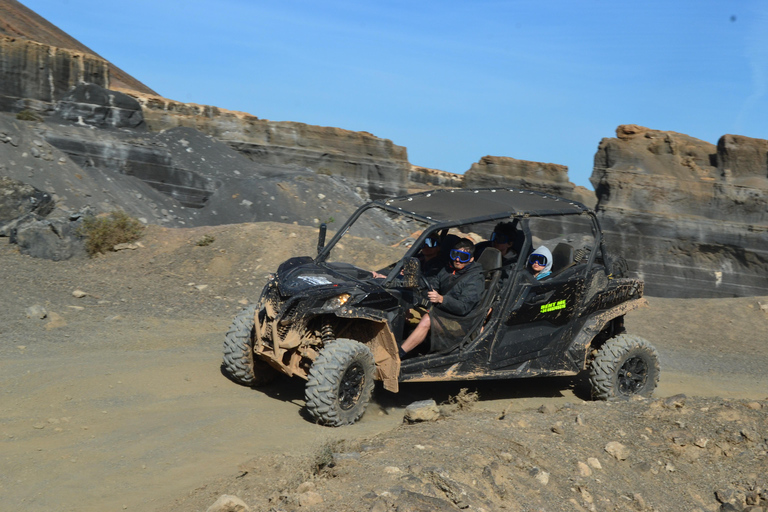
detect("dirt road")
[1,229,766,511]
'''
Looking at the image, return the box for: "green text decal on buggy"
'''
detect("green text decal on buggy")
[540,300,566,313]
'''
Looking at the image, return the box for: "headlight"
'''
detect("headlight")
[324,293,351,309]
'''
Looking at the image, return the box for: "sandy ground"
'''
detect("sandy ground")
[1,226,767,511]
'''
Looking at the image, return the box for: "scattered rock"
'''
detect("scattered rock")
[587,457,602,470]
[44,312,66,330]
[113,243,139,251]
[296,481,315,493]
[577,461,592,477]
[664,394,687,409]
[72,290,87,298]
[297,490,323,507]
[604,441,630,461]
[404,400,440,423]
[206,494,251,512]
[26,304,47,319]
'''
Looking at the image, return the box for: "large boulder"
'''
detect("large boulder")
[592,125,768,298]
[0,176,53,234]
[53,83,146,129]
[10,213,88,261]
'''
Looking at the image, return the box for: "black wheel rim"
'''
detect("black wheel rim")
[617,355,648,395]
[339,362,365,410]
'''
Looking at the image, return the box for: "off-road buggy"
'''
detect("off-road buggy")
[223,188,659,426]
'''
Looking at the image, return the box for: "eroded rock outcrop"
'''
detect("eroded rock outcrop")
[464,156,597,208]
[0,0,155,94]
[0,35,109,113]
[130,93,411,200]
[592,125,768,298]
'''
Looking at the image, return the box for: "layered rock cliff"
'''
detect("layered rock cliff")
[0,35,109,112]
[129,92,411,200]
[592,125,768,298]
[0,0,155,94]
[464,156,597,208]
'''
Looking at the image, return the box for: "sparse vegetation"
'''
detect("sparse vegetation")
[195,234,215,246]
[79,211,145,256]
[16,109,42,122]
[444,387,479,410]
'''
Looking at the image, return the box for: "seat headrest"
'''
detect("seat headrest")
[551,243,575,274]
[476,247,501,272]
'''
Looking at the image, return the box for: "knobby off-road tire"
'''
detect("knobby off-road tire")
[589,334,660,400]
[222,304,278,387]
[305,339,376,426]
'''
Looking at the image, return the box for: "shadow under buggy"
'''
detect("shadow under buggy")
[223,188,659,426]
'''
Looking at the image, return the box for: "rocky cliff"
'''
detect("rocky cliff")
[464,155,597,208]
[592,125,768,298]
[0,35,109,113]
[0,0,155,94]
[127,92,411,200]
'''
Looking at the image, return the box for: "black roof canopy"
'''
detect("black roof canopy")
[376,188,589,224]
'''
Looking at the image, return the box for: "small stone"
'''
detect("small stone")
[604,441,630,461]
[72,290,87,298]
[577,461,592,477]
[384,466,402,474]
[741,429,759,442]
[538,404,557,414]
[195,285,209,291]
[404,400,440,423]
[587,457,602,470]
[45,312,67,330]
[297,491,323,507]
[26,305,47,319]
[113,243,139,251]
[534,470,550,485]
[745,402,762,410]
[663,394,686,409]
[206,494,251,512]
[296,481,315,493]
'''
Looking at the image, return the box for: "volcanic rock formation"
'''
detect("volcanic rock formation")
[592,124,768,298]
[464,155,597,208]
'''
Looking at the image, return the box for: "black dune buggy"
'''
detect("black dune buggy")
[223,188,659,426]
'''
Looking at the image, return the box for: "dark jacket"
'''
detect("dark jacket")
[426,261,485,316]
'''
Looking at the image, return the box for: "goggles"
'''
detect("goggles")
[529,254,548,266]
[450,249,472,263]
[422,237,440,248]
[491,232,511,244]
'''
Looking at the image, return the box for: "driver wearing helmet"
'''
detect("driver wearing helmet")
[399,238,484,358]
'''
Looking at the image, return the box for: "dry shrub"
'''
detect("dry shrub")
[79,211,145,256]
[445,388,479,411]
[16,109,42,122]
[195,234,215,246]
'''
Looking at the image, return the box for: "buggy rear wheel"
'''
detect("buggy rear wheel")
[589,334,660,400]
[222,304,278,386]
[305,339,375,426]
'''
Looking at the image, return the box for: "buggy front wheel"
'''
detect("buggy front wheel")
[304,339,375,426]
[589,334,660,400]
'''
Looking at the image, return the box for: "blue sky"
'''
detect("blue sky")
[21,0,768,189]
